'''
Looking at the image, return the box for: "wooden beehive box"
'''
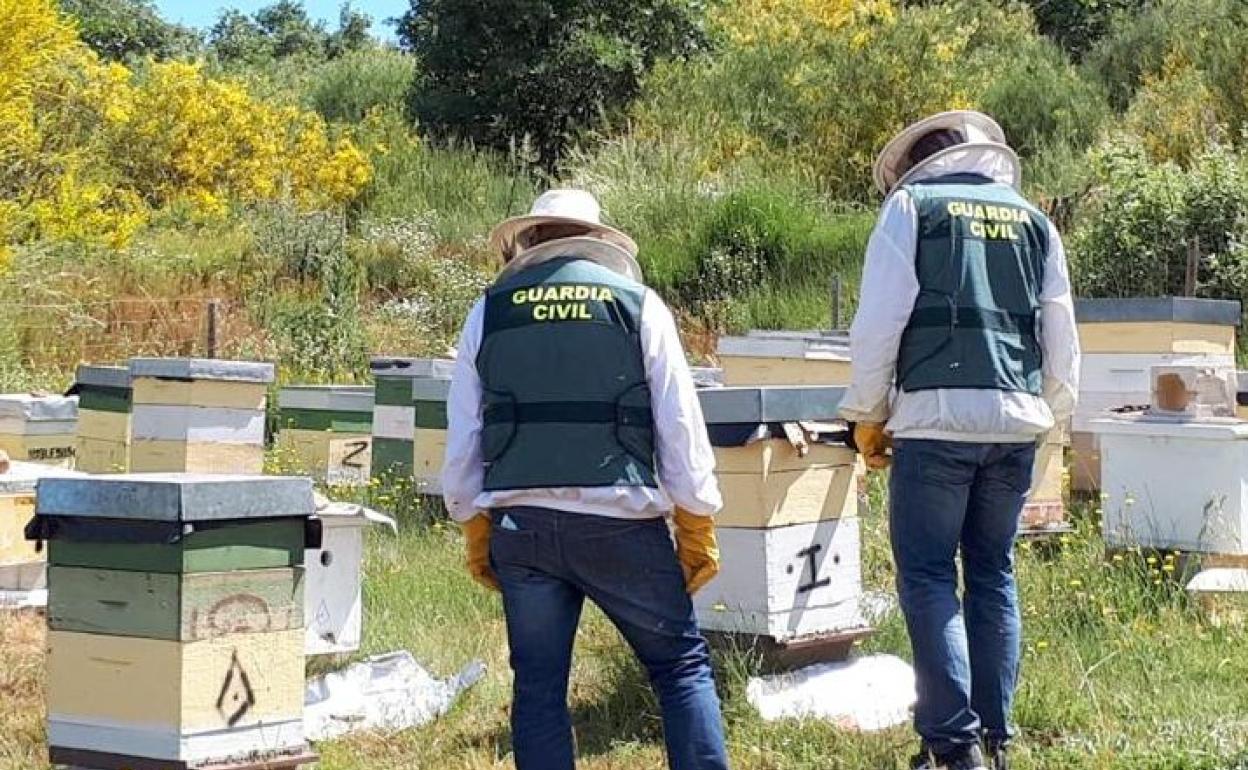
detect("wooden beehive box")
[0,462,82,594]
[717,331,852,387]
[0,394,78,467]
[695,386,867,644]
[1093,416,1248,555]
[1072,298,1242,493]
[35,473,316,769]
[129,359,274,475]
[276,385,373,484]
[74,365,133,474]
[1238,371,1247,420]
[412,376,450,495]
[369,357,453,485]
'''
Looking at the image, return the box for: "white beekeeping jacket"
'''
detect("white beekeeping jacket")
[838,149,1081,442]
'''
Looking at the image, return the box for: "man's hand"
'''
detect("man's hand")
[672,507,720,595]
[461,514,499,591]
[853,422,893,470]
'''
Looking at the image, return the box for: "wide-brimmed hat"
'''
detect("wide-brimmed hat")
[489,189,638,263]
[873,110,1020,195]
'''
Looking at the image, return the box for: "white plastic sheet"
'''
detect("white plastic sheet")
[304,651,486,741]
[746,654,916,731]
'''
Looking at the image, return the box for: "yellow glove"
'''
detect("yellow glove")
[672,507,720,595]
[854,422,893,471]
[461,514,499,591]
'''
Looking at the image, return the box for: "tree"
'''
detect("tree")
[398,0,710,170]
[328,2,373,58]
[1022,0,1147,59]
[254,0,328,59]
[58,0,199,61]
[209,9,273,64]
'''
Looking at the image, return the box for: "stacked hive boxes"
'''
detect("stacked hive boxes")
[370,357,453,487]
[717,331,852,386]
[0,462,81,595]
[276,386,373,484]
[129,358,274,475]
[1072,298,1241,492]
[694,386,867,649]
[0,394,78,467]
[34,474,316,770]
[74,365,133,474]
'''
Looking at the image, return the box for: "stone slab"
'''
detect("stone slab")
[35,474,315,522]
[129,358,275,384]
[1075,297,1242,326]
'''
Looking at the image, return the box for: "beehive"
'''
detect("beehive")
[34,473,316,769]
[1237,371,1247,420]
[129,358,274,475]
[717,331,852,387]
[1093,416,1248,555]
[276,386,373,484]
[694,386,867,645]
[74,365,132,473]
[0,394,78,467]
[1072,298,1241,493]
[369,357,452,484]
[412,377,450,494]
[0,462,82,595]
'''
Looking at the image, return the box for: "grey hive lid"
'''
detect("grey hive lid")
[699,386,847,424]
[74,364,131,390]
[1074,298,1242,326]
[0,394,78,422]
[278,385,374,412]
[130,358,275,384]
[0,461,85,496]
[369,357,455,379]
[35,473,316,522]
[717,330,852,360]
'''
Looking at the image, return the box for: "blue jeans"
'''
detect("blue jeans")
[489,506,730,770]
[888,439,1036,756]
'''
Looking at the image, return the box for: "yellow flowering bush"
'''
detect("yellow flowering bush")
[713,0,895,46]
[0,0,372,262]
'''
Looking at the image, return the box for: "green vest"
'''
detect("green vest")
[897,174,1049,395]
[477,257,658,491]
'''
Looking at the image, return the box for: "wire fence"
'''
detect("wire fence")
[0,297,257,375]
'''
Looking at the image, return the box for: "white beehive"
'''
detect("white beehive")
[304,500,396,656]
[0,394,78,467]
[1094,415,1248,554]
[694,517,865,640]
[717,331,852,387]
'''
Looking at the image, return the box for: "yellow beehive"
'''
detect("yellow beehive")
[0,462,83,593]
[717,331,852,387]
[73,364,132,474]
[714,440,859,529]
[0,395,78,468]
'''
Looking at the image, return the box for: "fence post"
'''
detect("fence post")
[205,299,220,358]
[830,275,843,330]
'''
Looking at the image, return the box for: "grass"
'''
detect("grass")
[5,476,1248,770]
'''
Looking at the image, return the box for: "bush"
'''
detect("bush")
[309,48,415,124]
[398,0,710,170]
[1070,139,1248,304]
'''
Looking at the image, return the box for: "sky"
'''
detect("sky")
[153,1,410,40]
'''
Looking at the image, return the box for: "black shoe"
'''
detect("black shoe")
[910,744,988,770]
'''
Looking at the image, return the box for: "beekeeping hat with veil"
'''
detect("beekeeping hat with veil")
[489,189,643,283]
[873,110,1021,196]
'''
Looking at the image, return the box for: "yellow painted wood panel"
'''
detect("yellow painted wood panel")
[1028,445,1065,502]
[1078,322,1236,355]
[1239,404,1248,420]
[75,436,130,474]
[47,629,303,732]
[413,428,447,480]
[275,430,371,481]
[716,464,857,529]
[721,356,853,386]
[130,440,264,474]
[76,409,131,442]
[132,379,267,410]
[0,434,76,466]
[0,495,40,567]
[714,441,856,475]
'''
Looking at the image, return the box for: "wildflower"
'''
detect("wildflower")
[1036,640,1050,650]
[1069,578,1083,588]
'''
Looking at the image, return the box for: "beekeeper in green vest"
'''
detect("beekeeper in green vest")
[442,189,731,770]
[839,112,1080,770]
